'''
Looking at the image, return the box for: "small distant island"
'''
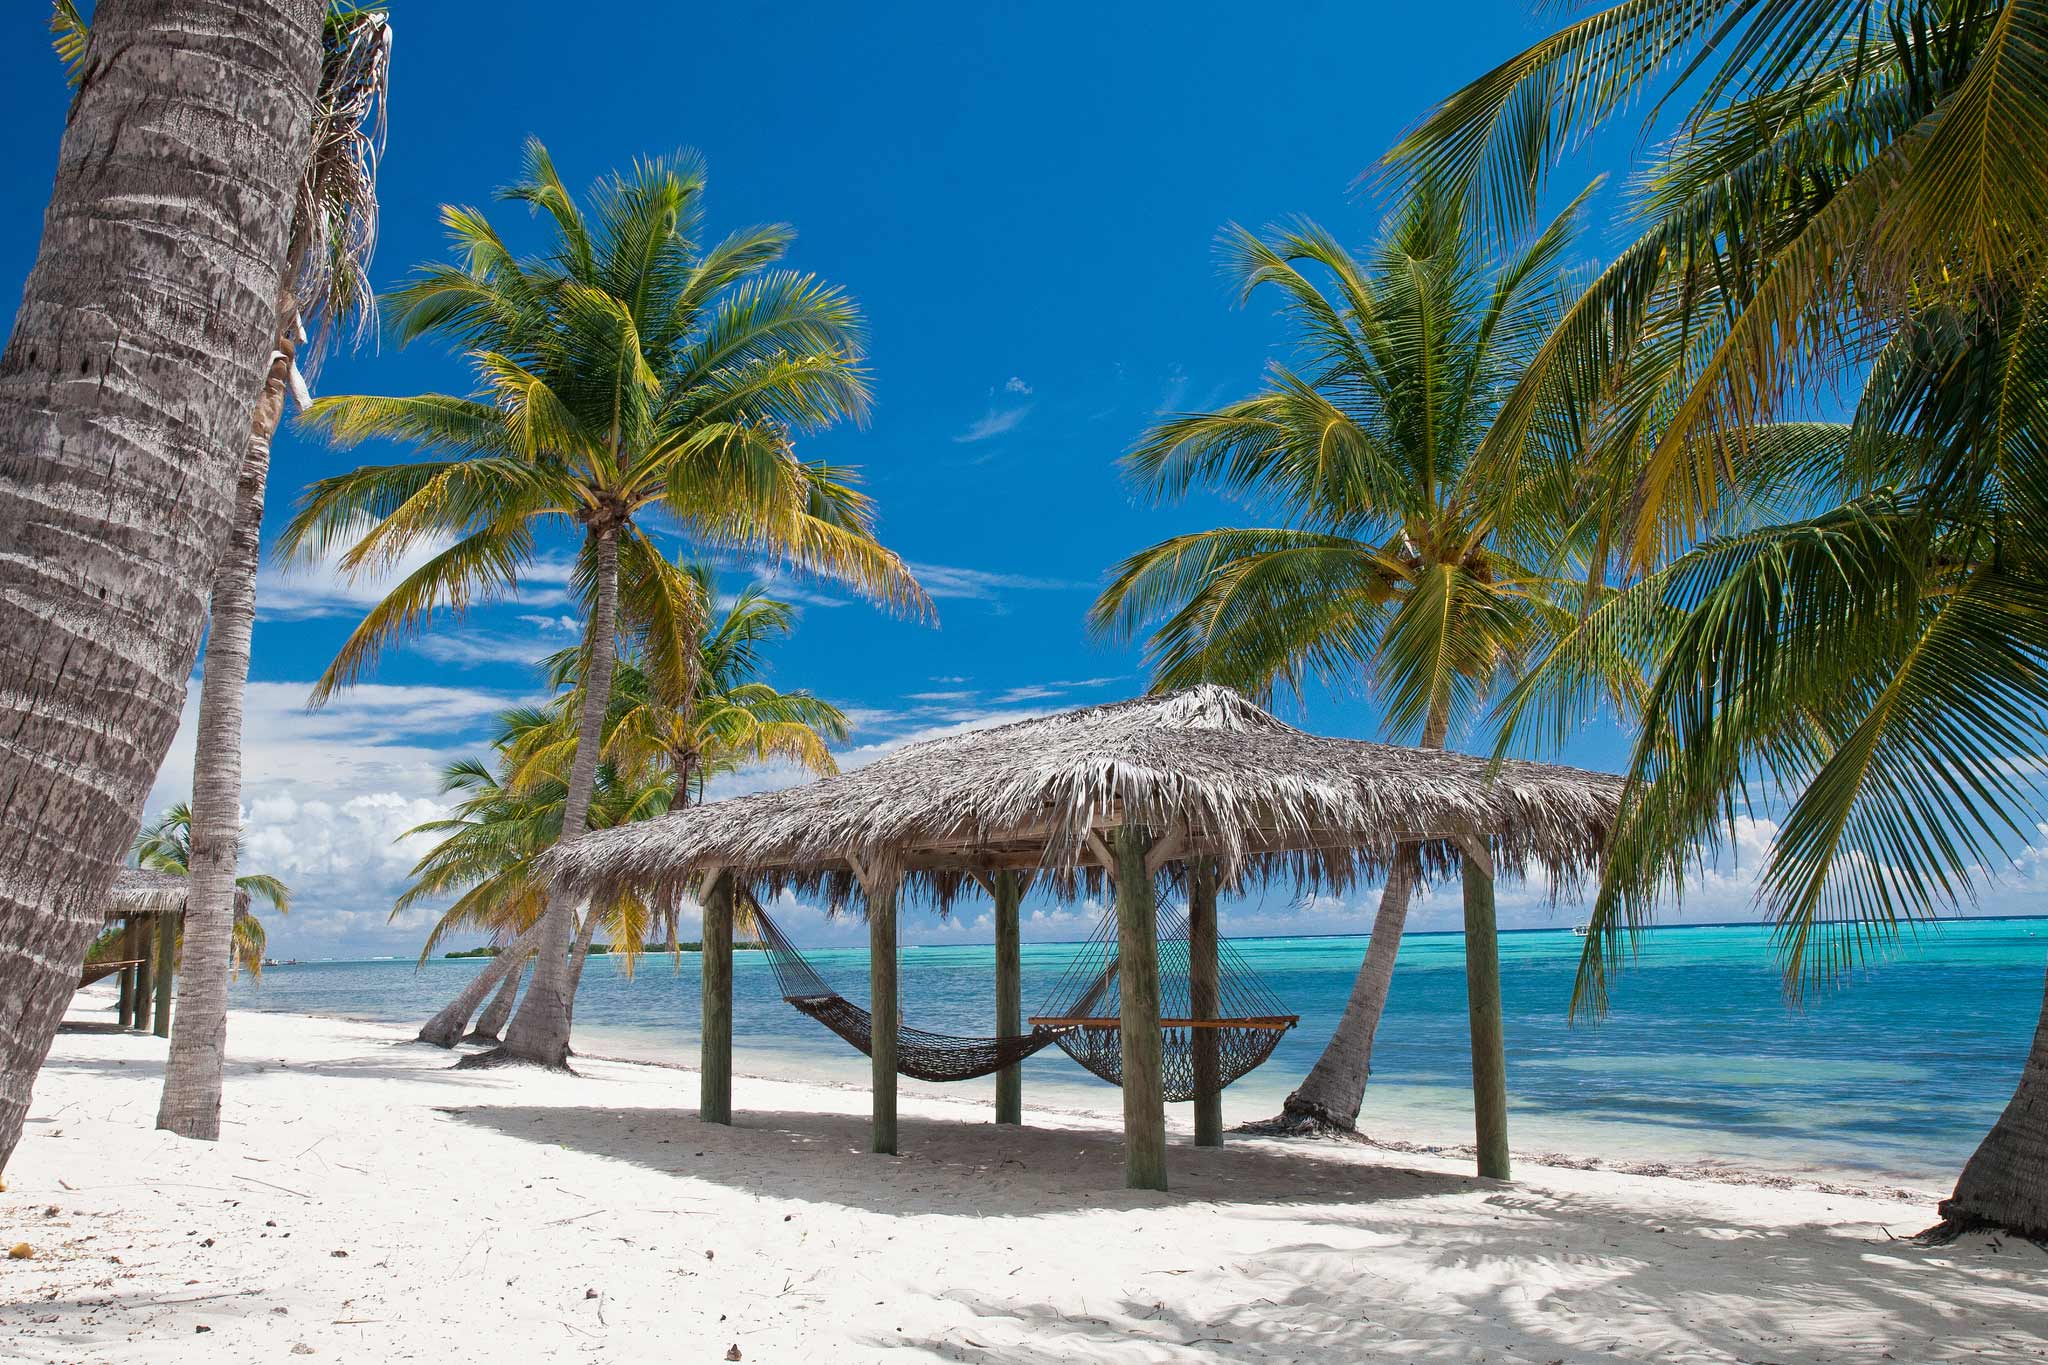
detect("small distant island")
[443,942,769,958]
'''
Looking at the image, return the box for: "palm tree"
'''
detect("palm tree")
[1384,0,2048,574]
[285,142,929,1068]
[134,804,293,980]
[1397,0,2048,1237]
[428,565,843,1038]
[1092,189,1614,1134]
[0,0,327,1176]
[140,1,390,1141]
[403,567,837,1046]
[517,563,849,955]
[399,729,671,1043]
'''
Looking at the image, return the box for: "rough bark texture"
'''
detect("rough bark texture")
[465,952,526,1045]
[155,330,291,1139]
[1934,967,2048,1240]
[0,0,322,1175]
[474,526,621,1070]
[416,920,541,1047]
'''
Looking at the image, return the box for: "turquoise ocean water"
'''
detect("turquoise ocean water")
[227,918,2048,1185]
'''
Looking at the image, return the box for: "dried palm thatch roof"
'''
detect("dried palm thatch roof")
[102,867,249,921]
[542,685,1623,914]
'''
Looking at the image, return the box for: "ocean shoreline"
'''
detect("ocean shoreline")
[224,919,2048,1191]
[9,988,2041,1364]
[266,908,2048,962]
[202,987,1948,1203]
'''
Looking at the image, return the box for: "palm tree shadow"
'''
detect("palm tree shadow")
[865,1191,2048,1363]
[442,1102,1477,1216]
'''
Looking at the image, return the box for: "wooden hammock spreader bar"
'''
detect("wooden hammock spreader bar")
[1028,1014,1299,1030]
[79,958,147,989]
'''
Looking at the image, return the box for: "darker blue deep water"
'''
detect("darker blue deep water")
[229,918,2048,1182]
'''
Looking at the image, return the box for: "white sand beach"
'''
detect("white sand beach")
[4,991,2045,1364]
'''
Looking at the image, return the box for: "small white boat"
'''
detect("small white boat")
[1571,923,1590,937]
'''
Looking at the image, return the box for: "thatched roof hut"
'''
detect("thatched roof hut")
[543,683,1623,908]
[538,685,1624,1191]
[102,866,250,921]
[104,867,198,919]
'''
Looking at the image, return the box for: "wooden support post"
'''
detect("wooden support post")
[1113,826,1167,1191]
[994,870,1023,1126]
[700,871,734,1125]
[1189,860,1222,1148]
[132,919,153,1033]
[1461,838,1509,1180]
[117,918,136,1028]
[864,860,901,1156]
[153,910,177,1038]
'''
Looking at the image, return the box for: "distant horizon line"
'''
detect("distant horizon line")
[269,912,2048,964]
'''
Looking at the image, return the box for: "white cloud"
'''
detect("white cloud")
[413,630,559,670]
[903,562,1092,600]
[1003,376,1032,395]
[258,535,577,621]
[146,679,526,957]
[954,405,1032,443]
[1154,364,1189,415]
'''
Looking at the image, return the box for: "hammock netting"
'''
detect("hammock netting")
[747,893,1296,1100]
[753,904,1062,1082]
[1029,901,1296,1102]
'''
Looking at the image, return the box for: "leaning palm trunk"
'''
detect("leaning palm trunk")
[153,3,387,1142]
[476,525,624,1069]
[155,331,293,1139]
[1263,707,1449,1135]
[1933,968,2048,1240]
[419,919,542,1047]
[564,905,605,1020]
[465,951,527,1044]
[1269,857,1419,1133]
[0,0,322,1174]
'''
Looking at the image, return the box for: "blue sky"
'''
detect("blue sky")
[6,4,2039,957]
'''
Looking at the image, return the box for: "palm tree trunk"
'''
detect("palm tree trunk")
[1272,857,1419,1132]
[418,920,541,1048]
[1933,966,2048,1240]
[1264,701,1449,1135]
[464,951,527,1044]
[477,525,623,1069]
[0,0,322,1175]
[564,904,605,1018]
[664,780,690,962]
[155,326,294,1140]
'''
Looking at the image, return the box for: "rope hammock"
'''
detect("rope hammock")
[751,903,1061,1082]
[746,892,1297,1099]
[79,958,145,990]
[1028,901,1296,1102]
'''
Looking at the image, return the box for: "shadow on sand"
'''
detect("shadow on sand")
[442,1100,2048,1361]
[442,1101,1478,1216]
